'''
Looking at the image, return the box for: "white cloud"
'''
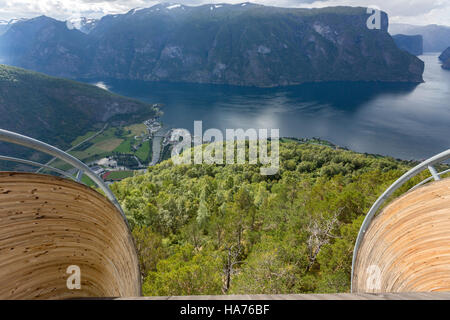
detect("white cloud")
[295,0,450,26]
[0,0,448,26]
[0,0,159,20]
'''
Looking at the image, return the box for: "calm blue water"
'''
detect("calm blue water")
[87,53,450,160]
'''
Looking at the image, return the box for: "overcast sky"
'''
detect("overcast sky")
[0,0,449,26]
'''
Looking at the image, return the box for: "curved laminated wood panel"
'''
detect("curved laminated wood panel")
[353,178,450,293]
[0,172,140,299]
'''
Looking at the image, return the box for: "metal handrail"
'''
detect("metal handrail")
[0,155,76,180]
[410,168,450,191]
[351,149,450,292]
[0,129,129,228]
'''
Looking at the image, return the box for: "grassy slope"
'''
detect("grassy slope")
[135,141,151,163]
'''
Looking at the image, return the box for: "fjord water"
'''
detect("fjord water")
[91,53,449,160]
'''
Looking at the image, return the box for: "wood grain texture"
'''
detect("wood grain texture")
[0,172,140,299]
[353,178,450,293]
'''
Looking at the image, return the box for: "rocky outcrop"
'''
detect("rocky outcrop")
[392,34,423,56]
[0,4,425,86]
[439,47,450,70]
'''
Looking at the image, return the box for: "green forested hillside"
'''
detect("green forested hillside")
[0,64,156,164]
[112,140,439,295]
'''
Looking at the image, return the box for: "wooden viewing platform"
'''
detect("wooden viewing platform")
[353,178,450,293]
[0,172,140,299]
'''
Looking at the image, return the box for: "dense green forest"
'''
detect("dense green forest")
[111,139,438,295]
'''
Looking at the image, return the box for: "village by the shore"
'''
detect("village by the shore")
[87,105,179,183]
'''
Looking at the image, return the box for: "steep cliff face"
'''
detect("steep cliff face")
[440,48,450,70]
[392,34,423,56]
[0,4,424,86]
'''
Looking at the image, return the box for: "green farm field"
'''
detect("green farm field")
[62,124,151,167]
[105,170,135,180]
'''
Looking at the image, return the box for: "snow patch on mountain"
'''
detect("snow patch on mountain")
[167,4,182,10]
[66,17,98,33]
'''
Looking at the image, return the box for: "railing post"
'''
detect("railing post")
[76,170,84,182]
[428,166,441,181]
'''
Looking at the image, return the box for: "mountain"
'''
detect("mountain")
[392,34,423,56]
[0,18,27,35]
[66,17,99,34]
[439,47,450,70]
[389,23,450,52]
[0,20,8,35]
[0,16,93,77]
[0,4,424,87]
[0,64,156,162]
